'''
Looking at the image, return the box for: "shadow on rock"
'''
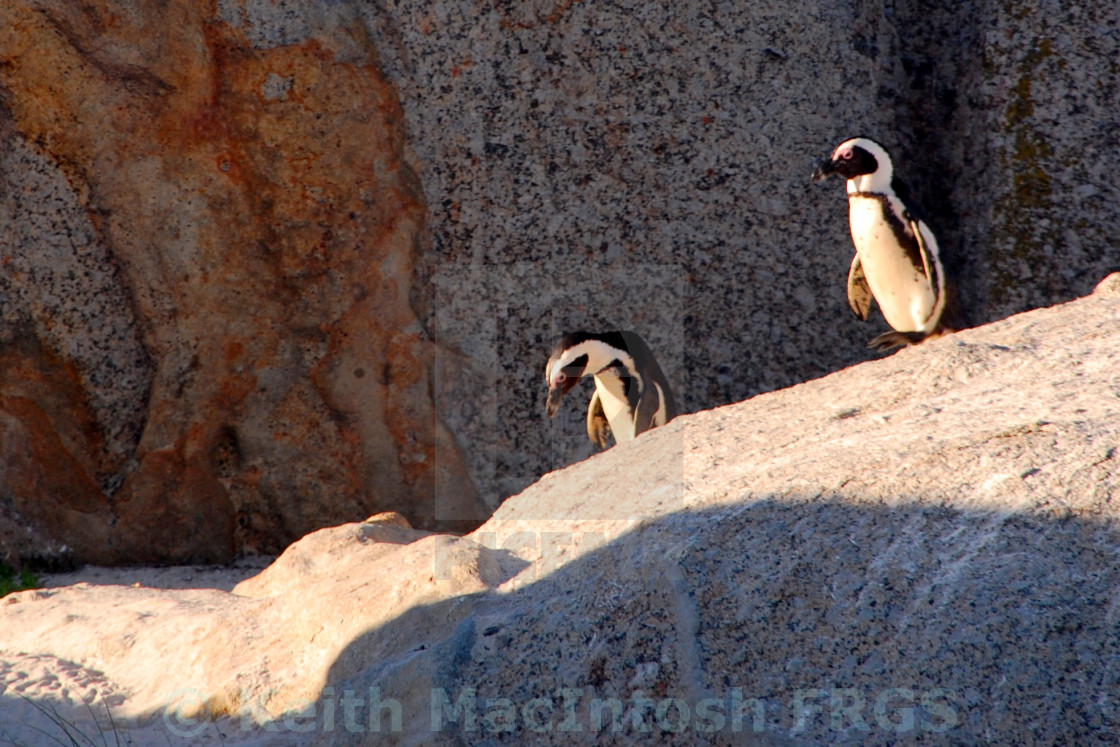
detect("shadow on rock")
[288,496,1120,745]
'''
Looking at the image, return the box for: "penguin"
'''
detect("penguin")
[812,136,949,350]
[545,330,678,449]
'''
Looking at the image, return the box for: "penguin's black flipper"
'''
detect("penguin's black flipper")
[632,383,657,437]
[847,253,874,321]
[910,218,937,286]
[586,389,612,449]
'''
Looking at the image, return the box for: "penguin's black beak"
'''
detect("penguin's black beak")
[546,386,564,418]
[811,158,838,183]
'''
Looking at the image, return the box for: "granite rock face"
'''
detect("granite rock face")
[367,0,1120,507]
[1,281,1117,744]
[1,0,1118,559]
[0,1,485,563]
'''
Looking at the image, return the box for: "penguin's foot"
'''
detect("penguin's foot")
[868,325,955,352]
[867,330,928,351]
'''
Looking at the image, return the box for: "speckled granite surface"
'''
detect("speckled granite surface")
[0,131,152,489]
[0,0,490,562]
[362,0,1120,507]
[0,0,1116,552]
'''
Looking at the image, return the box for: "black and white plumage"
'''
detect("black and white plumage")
[812,136,948,351]
[545,330,677,449]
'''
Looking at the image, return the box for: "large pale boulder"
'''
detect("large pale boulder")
[1,278,1116,744]
[0,1,485,564]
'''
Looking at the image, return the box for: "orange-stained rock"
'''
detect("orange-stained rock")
[0,336,112,566]
[0,1,485,564]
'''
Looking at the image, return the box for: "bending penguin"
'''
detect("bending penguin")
[812,136,949,350]
[545,330,678,449]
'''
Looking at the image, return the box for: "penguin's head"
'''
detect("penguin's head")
[812,137,894,192]
[545,345,590,418]
[545,331,640,417]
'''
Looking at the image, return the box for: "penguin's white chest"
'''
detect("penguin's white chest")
[848,196,937,333]
[593,373,636,442]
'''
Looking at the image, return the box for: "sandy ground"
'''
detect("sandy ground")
[41,556,276,593]
[6,557,277,746]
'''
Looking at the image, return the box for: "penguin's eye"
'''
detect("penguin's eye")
[556,372,567,383]
[840,149,853,160]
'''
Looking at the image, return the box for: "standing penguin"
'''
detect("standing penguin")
[812,136,949,350]
[545,330,677,449]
